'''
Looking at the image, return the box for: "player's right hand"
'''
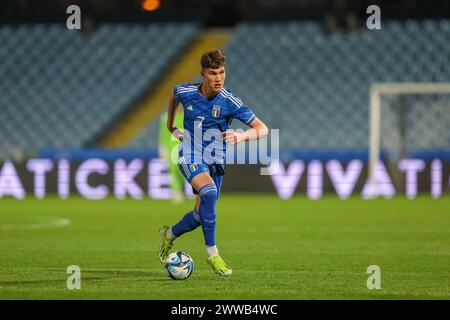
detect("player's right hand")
[171,128,184,141]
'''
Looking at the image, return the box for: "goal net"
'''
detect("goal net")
[368,83,450,196]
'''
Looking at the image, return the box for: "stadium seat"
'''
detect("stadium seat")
[0,23,199,151]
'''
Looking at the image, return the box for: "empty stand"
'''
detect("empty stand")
[0,23,198,151]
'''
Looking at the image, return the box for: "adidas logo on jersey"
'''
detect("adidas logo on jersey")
[186,105,193,111]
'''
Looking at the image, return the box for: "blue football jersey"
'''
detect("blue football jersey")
[173,83,256,164]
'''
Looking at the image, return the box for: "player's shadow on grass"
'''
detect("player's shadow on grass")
[0,269,164,287]
[0,277,105,287]
[82,269,166,281]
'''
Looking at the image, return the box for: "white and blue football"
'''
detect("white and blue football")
[165,251,194,280]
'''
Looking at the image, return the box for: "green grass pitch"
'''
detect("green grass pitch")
[0,195,449,299]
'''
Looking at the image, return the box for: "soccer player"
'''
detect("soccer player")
[158,49,268,276]
[158,106,186,203]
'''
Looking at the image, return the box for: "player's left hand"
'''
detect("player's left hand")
[222,130,243,144]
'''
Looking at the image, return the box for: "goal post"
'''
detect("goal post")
[368,83,450,195]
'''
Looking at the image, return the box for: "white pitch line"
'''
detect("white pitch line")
[0,216,71,230]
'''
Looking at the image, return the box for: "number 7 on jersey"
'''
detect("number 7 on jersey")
[196,116,205,128]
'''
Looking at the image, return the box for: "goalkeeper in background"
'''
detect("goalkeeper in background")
[158,106,185,203]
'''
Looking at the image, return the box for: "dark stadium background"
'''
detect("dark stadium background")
[1,0,450,199]
[0,0,449,301]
